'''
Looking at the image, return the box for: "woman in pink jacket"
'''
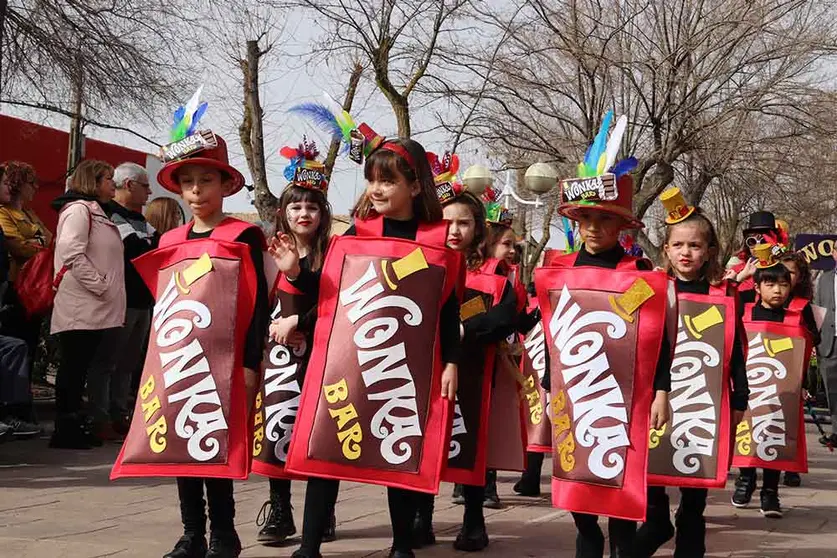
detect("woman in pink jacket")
[50,160,126,449]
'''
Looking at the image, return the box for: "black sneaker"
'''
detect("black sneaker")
[163,534,207,558]
[452,483,465,505]
[0,422,12,443]
[731,475,755,508]
[49,415,92,450]
[453,522,489,552]
[783,472,801,487]
[2,417,42,438]
[387,548,416,558]
[206,530,242,557]
[291,550,322,558]
[256,499,296,545]
[322,513,337,543]
[760,489,783,518]
[819,433,837,447]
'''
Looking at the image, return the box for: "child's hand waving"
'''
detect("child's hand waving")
[269,233,301,279]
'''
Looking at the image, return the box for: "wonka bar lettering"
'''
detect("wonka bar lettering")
[744,333,788,461]
[153,257,227,462]
[262,343,303,462]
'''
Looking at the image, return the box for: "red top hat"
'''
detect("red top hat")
[157,133,245,196]
[557,174,643,229]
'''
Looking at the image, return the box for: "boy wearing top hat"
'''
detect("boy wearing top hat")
[154,135,269,558]
[536,119,673,557]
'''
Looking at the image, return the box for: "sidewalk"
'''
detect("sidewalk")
[0,426,835,557]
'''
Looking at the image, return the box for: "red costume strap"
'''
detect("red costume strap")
[353,216,382,237]
[786,297,807,325]
[160,218,266,249]
[479,258,502,275]
[278,274,304,296]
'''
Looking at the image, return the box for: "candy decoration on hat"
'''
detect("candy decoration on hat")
[659,187,696,224]
[279,137,328,193]
[481,185,513,227]
[620,233,644,257]
[427,150,464,205]
[156,89,245,197]
[558,111,643,229]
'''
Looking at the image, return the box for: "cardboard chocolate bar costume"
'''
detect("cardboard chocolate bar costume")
[252,275,309,480]
[111,218,264,480]
[284,216,464,493]
[442,258,507,485]
[732,298,812,473]
[648,283,738,488]
[519,297,552,453]
[534,251,667,521]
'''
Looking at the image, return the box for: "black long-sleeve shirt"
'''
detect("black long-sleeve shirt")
[675,277,749,411]
[463,271,517,346]
[188,226,269,370]
[541,243,672,393]
[292,217,462,365]
[752,301,821,347]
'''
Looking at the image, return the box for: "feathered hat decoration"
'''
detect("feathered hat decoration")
[576,110,637,180]
[289,92,415,168]
[427,150,464,205]
[620,233,644,257]
[279,137,328,192]
[562,216,581,254]
[170,85,209,143]
[482,185,514,227]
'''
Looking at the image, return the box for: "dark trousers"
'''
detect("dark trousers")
[739,467,780,492]
[0,335,30,407]
[635,485,707,558]
[299,477,415,554]
[176,477,235,535]
[572,512,636,558]
[463,481,485,528]
[55,329,111,417]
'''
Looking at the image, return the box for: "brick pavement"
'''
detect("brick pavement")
[1,426,836,557]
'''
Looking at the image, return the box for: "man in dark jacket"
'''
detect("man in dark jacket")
[99,162,158,436]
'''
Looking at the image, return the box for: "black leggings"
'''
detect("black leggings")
[55,329,108,416]
[739,467,780,491]
[636,485,707,558]
[572,512,636,558]
[176,477,235,535]
[269,478,291,502]
[298,477,416,554]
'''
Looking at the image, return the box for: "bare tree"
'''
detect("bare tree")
[293,0,470,138]
[440,0,837,263]
[2,1,187,121]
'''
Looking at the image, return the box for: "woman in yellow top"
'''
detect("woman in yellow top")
[0,161,53,281]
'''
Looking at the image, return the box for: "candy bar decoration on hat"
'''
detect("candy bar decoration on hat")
[280,137,328,193]
[156,86,246,196]
[427,150,463,205]
[557,110,643,229]
[482,186,514,227]
[659,188,696,224]
[752,243,780,269]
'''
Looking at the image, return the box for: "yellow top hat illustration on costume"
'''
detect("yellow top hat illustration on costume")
[659,188,696,225]
[381,248,428,290]
[684,305,724,340]
[609,278,655,323]
[764,336,794,357]
[176,253,213,295]
[752,243,779,269]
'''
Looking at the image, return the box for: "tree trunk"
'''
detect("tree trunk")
[391,96,411,138]
[241,39,278,222]
[66,68,84,173]
[0,0,7,99]
[324,63,363,179]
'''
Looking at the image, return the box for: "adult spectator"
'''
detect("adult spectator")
[49,160,125,450]
[103,163,158,435]
[814,245,837,447]
[0,161,53,383]
[145,196,185,235]
[725,210,779,299]
[0,167,40,440]
[0,161,53,280]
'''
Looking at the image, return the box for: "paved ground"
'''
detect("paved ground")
[1,425,836,558]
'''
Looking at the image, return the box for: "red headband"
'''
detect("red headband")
[379,141,416,171]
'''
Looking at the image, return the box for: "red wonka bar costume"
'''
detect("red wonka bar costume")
[536,244,672,522]
[111,218,268,480]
